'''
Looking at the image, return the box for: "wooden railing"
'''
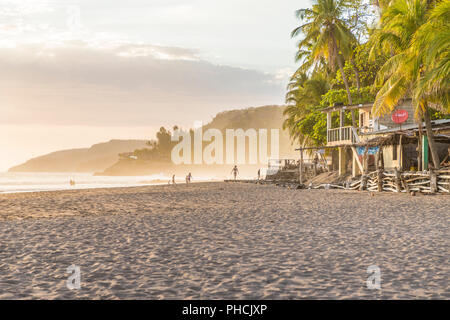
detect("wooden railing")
[327,126,359,145]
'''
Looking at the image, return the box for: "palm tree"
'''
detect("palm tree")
[293,39,331,78]
[292,0,355,106]
[371,0,448,169]
[283,73,329,146]
[414,0,450,111]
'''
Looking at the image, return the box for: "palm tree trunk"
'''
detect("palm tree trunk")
[349,58,360,127]
[336,53,354,126]
[423,106,440,169]
[336,54,353,106]
[350,58,361,91]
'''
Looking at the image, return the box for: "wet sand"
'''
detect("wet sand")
[0,182,448,299]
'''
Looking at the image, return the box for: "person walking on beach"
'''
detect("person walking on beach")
[172,174,176,185]
[186,172,192,184]
[313,153,319,176]
[257,169,261,181]
[231,165,239,181]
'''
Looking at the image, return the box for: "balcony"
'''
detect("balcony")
[326,126,359,146]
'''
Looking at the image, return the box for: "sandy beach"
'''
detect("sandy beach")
[0,182,448,299]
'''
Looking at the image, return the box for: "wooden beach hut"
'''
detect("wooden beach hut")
[320,99,450,177]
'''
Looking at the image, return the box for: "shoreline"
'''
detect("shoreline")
[0,174,223,195]
[0,182,167,195]
[0,180,217,198]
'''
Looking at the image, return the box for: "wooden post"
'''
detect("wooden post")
[352,152,361,177]
[430,169,437,193]
[360,145,369,191]
[375,151,379,171]
[375,151,383,192]
[417,120,423,171]
[399,135,403,171]
[338,147,347,176]
[327,112,332,130]
[394,167,402,193]
[313,153,317,176]
[299,149,303,184]
[351,146,363,177]
[363,146,369,173]
[377,168,383,192]
[327,112,332,144]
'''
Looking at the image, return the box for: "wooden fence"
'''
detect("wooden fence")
[331,169,450,193]
[226,168,450,194]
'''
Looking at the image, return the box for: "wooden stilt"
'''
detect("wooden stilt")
[375,151,383,192]
[360,145,369,191]
[299,149,303,184]
[430,170,437,193]
[394,167,402,193]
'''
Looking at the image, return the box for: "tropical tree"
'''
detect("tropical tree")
[371,0,449,169]
[292,0,356,106]
[283,73,329,146]
[286,0,448,169]
[414,0,450,111]
[293,39,332,78]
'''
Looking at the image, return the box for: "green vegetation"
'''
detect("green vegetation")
[320,86,377,107]
[132,126,180,161]
[285,0,449,167]
[129,105,297,163]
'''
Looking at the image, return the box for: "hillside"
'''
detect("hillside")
[8,140,148,173]
[204,105,295,157]
[9,105,297,175]
[99,105,298,176]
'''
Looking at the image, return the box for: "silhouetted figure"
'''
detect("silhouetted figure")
[231,165,239,181]
[257,169,261,181]
[172,174,176,185]
[313,153,319,176]
[186,172,192,184]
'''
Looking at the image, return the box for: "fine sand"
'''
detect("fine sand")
[0,182,448,299]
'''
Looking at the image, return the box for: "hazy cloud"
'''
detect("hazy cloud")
[0,43,284,127]
[0,0,302,170]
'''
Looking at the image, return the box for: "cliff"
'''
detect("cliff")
[9,140,148,173]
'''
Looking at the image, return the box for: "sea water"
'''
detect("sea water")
[0,172,176,193]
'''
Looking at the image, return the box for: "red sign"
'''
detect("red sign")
[391,109,409,124]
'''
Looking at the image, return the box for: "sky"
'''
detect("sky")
[0,0,309,171]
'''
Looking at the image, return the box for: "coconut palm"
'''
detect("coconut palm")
[283,73,329,146]
[292,0,356,105]
[293,39,331,78]
[414,0,450,111]
[371,0,447,169]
